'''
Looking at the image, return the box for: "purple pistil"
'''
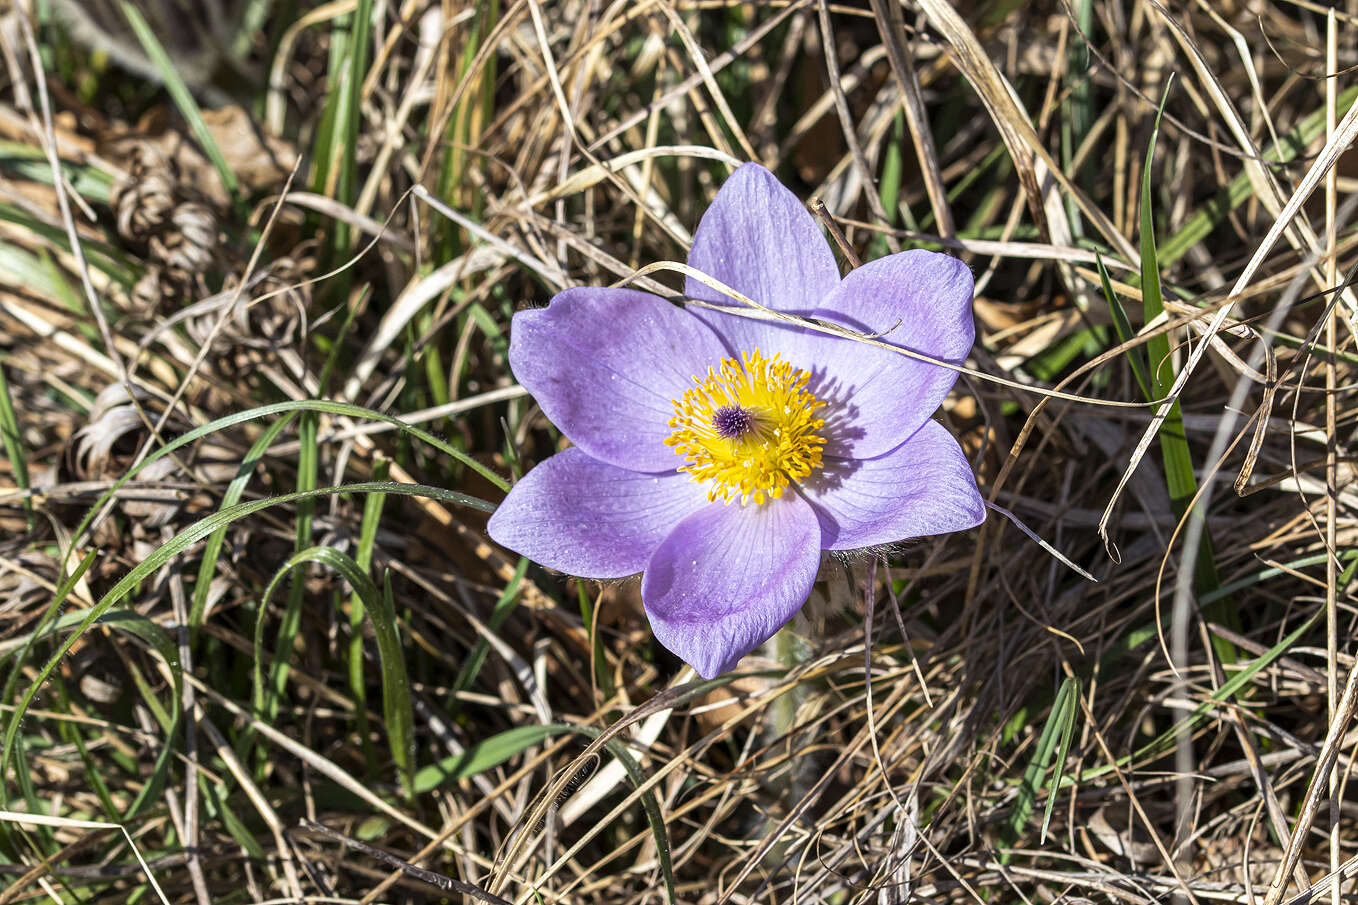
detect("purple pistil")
[712,405,756,439]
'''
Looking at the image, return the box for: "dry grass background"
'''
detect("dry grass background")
[0,0,1357,902]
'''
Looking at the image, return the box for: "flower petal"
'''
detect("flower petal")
[685,163,841,362]
[803,419,984,550]
[509,287,728,471]
[487,447,709,578]
[642,493,822,678]
[807,249,974,458]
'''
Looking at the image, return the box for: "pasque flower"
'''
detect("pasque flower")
[488,163,984,678]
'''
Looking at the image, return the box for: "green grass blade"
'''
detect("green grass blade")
[0,362,31,525]
[349,456,390,774]
[200,777,267,860]
[1003,676,1076,857]
[335,0,372,251]
[453,556,528,701]
[1139,79,1235,661]
[415,724,565,791]
[189,412,298,634]
[1073,610,1318,785]
[262,413,319,734]
[3,481,492,797]
[1095,253,1151,400]
[119,1,239,202]
[257,545,416,797]
[1040,677,1080,843]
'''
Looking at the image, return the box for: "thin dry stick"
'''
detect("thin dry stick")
[15,14,126,379]
[162,525,210,905]
[1263,655,1358,905]
[627,259,1153,407]
[867,0,953,237]
[1324,12,1341,905]
[814,0,899,245]
[192,713,305,900]
[810,197,863,269]
[656,3,758,162]
[299,820,512,905]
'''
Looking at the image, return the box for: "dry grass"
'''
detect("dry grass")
[1,0,1357,902]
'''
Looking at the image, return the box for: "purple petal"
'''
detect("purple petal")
[807,249,975,459]
[509,287,728,472]
[803,419,984,550]
[487,447,709,578]
[685,163,841,363]
[642,493,822,678]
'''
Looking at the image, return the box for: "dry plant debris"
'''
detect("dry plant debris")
[0,0,1356,903]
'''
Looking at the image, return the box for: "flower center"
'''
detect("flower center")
[711,405,756,439]
[665,349,826,505]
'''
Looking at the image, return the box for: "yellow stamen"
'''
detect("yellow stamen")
[665,349,826,505]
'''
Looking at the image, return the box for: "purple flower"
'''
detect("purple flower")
[488,163,984,678]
